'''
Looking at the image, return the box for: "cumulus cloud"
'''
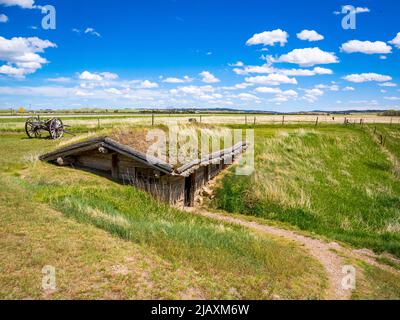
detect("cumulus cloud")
[297,30,324,42]
[273,47,339,67]
[246,29,288,47]
[340,40,392,54]
[389,32,400,49]
[79,71,103,81]
[254,87,282,94]
[0,36,56,77]
[78,71,119,82]
[200,71,220,83]
[0,13,8,22]
[162,76,193,83]
[343,73,392,83]
[244,74,297,86]
[303,88,324,102]
[138,80,159,89]
[0,0,37,9]
[343,86,355,91]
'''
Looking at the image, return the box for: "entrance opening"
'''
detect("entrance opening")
[184,174,195,207]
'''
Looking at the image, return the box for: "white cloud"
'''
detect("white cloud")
[339,6,370,14]
[297,30,324,42]
[378,82,397,87]
[384,96,400,101]
[246,29,288,47]
[0,36,56,77]
[85,27,101,37]
[162,76,193,83]
[389,32,400,49]
[79,71,103,81]
[138,80,159,89]
[78,71,118,82]
[281,66,333,76]
[46,77,71,83]
[274,47,339,67]
[254,87,282,94]
[354,7,370,13]
[236,93,260,101]
[343,73,392,83]
[104,88,123,95]
[233,63,332,77]
[101,72,118,80]
[0,13,8,22]
[303,88,324,102]
[200,71,220,83]
[315,84,339,91]
[245,74,297,86]
[343,86,355,91]
[229,61,244,67]
[0,0,37,9]
[341,40,392,54]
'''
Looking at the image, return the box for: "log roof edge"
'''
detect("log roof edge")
[40,137,249,176]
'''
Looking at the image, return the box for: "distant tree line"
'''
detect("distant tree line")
[380,110,400,117]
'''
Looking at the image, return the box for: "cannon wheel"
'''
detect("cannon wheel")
[49,118,64,140]
[25,117,41,139]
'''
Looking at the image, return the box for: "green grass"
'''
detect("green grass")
[371,124,400,160]
[352,262,400,300]
[0,132,326,299]
[213,124,400,257]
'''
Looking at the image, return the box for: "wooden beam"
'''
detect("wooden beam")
[111,154,119,179]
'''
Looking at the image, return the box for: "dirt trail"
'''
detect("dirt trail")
[185,208,351,300]
[185,208,399,301]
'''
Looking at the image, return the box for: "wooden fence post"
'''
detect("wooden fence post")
[97,118,100,129]
[152,112,155,126]
[245,115,247,125]
[254,117,256,125]
[282,116,285,126]
[315,117,319,126]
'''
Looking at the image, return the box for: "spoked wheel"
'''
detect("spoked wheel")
[25,117,41,139]
[49,118,64,140]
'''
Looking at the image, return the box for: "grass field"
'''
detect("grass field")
[1,120,400,299]
[0,133,326,300]
[213,124,400,257]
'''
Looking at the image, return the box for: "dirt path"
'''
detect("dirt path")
[186,207,400,300]
[185,208,351,300]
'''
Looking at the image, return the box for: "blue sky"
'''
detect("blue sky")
[0,0,399,111]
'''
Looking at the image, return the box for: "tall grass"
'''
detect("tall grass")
[0,130,324,299]
[213,125,400,257]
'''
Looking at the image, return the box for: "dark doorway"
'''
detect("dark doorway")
[184,174,195,207]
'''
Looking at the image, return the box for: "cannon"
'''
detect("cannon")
[25,116,74,140]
